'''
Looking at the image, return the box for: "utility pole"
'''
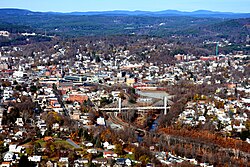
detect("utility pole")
[119,97,122,113]
[164,96,168,115]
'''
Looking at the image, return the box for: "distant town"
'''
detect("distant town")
[0,8,250,167]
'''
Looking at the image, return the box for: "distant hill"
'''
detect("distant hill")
[69,9,250,18]
[175,18,250,43]
[0,8,46,16]
[0,8,249,42]
[0,8,250,18]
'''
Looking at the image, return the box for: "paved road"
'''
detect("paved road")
[66,139,81,148]
[53,88,69,116]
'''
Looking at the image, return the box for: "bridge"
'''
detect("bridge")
[99,96,170,115]
[99,106,170,111]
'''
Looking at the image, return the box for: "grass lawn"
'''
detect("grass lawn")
[34,139,74,149]
[125,154,135,160]
[54,140,74,149]
[36,139,46,147]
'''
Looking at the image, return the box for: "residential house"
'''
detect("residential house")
[106,145,116,150]
[0,162,11,167]
[9,145,25,154]
[74,158,89,167]
[116,158,132,166]
[87,148,98,154]
[103,151,117,159]
[28,155,42,163]
[58,157,69,167]
[83,141,93,147]
[92,158,108,165]
[52,123,60,130]
[46,161,54,167]
[15,118,24,127]
[103,141,110,148]
[3,152,15,162]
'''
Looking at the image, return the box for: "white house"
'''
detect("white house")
[59,157,69,163]
[52,123,60,130]
[84,142,93,147]
[13,131,24,140]
[92,158,108,165]
[15,118,24,127]
[74,159,89,167]
[233,123,246,132]
[0,31,10,37]
[59,157,69,167]
[13,71,24,78]
[9,145,25,153]
[97,117,105,126]
[3,89,13,101]
[46,161,53,167]
[103,141,110,148]
[125,159,132,166]
[103,151,117,159]
[87,149,98,154]
[198,116,206,122]
[28,155,41,162]
[107,145,116,150]
[3,152,14,162]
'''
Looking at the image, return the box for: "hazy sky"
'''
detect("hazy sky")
[0,0,249,13]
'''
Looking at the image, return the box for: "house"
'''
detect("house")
[198,116,206,123]
[37,120,47,134]
[0,31,10,37]
[14,131,24,140]
[9,145,25,153]
[15,118,24,127]
[59,157,69,167]
[48,162,55,167]
[92,158,108,165]
[103,151,117,159]
[97,117,106,126]
[3,89,13,101]
[116,158,132,166]
[111,91,121,100]
[107,145,116,150]
[74,158,89,167]
[46,161,53,167]
[233,123,246,132]
[103,141,110,148]
[0,162,11,167]
[52,123,60,130]
[87,148,98,154]
[155,152,167,161]
[28,155,42,162]
[80,114,91,125]
[43,136,54,142]
[3,152,15,162]
[83,141,93,147]
[8,145,17,153]
[186,158,198,165]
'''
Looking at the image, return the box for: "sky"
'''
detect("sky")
[0,0,249,13]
